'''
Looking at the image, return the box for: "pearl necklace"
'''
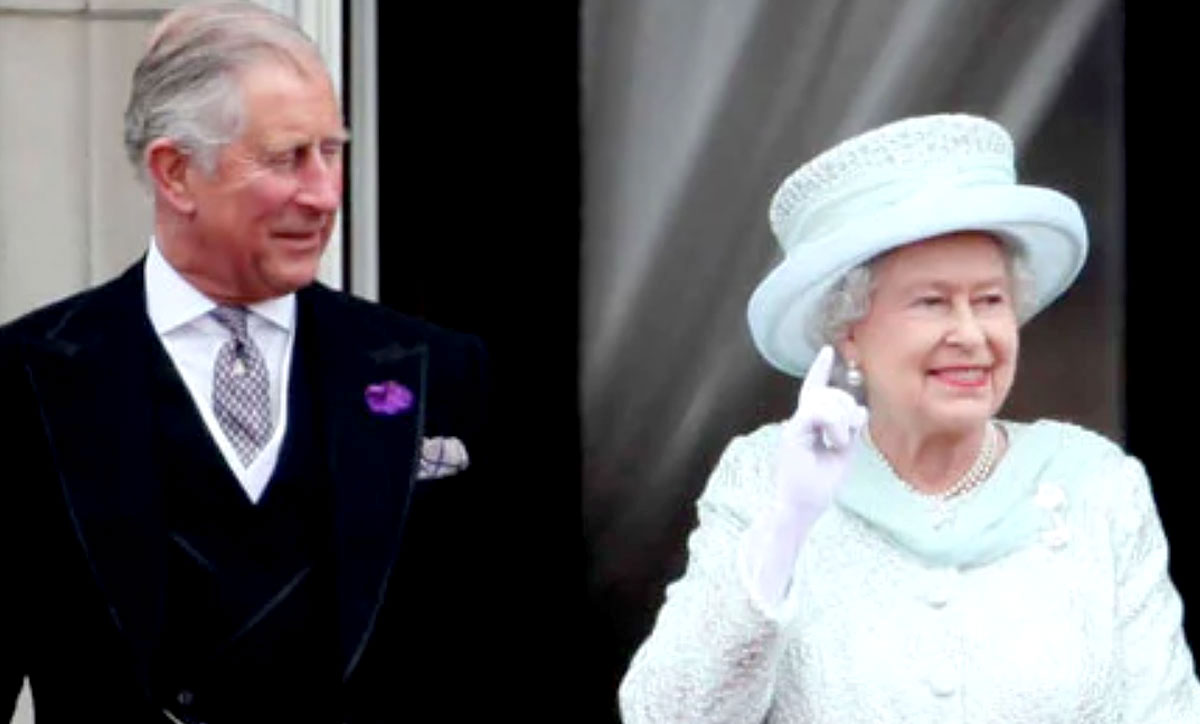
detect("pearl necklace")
[863,421,1000,528]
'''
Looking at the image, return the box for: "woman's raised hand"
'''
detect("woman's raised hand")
[773,345,868,515]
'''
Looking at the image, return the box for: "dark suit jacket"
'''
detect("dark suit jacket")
[0,261,497,722]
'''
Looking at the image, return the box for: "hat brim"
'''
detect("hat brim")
[747,183,1088,377]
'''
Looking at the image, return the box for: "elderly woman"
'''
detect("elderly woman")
[617,114,1200,722]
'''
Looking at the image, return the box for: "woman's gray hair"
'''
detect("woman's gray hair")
[810,239,1038,349]
[123,2,325,182]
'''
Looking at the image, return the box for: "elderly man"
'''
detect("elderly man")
[0,3,490,721]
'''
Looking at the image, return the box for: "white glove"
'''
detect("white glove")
[740,345,868,611]
[773,344,869,515]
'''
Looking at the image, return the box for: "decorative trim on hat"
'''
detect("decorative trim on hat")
[769,115,1014,244]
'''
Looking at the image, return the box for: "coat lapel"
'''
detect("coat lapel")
[23,263,166,693]
[295,286,426,682]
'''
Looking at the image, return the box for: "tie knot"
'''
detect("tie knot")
[211,305,251,342]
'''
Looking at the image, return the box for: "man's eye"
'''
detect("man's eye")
[267,149,303,169]
[320,142,345,161]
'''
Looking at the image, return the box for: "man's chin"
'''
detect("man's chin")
[258,258,323,297]
[279,268,322,293]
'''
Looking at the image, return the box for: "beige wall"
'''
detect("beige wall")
[0,2,174,325]
[0,0,344,326]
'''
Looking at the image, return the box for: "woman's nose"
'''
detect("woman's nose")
[945,301,986,347]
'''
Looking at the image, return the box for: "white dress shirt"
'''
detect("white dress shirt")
[144,239,296,504]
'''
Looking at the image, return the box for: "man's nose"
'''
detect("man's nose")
[296,152,342,213]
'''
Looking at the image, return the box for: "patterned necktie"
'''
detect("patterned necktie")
[211,305,273,466]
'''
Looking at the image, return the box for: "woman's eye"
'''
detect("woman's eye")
[975,293,1006,306]
[916,295,945,307]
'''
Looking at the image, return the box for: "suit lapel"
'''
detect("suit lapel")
[296,286,426,681]
[23,263,166,693]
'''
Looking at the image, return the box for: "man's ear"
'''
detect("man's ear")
[145,138,197,215]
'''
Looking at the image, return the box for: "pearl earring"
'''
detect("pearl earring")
[846,360,863,388]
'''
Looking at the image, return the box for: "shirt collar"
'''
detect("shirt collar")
[144,237,296,334]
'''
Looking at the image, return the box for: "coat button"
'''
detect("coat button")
[926,586,950,608]
[1043,525,1071,550]
[176,689,194,707]
[929,669,957,697]
[1035,482,1066,511]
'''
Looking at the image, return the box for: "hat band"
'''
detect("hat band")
[779,162,1015,255]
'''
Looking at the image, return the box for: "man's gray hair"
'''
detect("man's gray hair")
[810,239,1038,349]
[123,1,327,181]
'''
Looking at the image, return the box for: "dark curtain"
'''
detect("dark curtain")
[372,1,584,716]
[365,1,1200,722]
[1125,0,1199,671]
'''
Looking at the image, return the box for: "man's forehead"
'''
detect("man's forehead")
[235,55,337,103]
[242,114,348,153]
[234,62,347,146]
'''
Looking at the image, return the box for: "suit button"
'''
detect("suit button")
[176,689,194,707]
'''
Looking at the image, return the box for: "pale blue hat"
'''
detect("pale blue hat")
[747,114,1089,377]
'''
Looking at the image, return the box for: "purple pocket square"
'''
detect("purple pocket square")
[364,381,413,415]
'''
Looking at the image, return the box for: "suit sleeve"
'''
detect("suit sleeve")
[345,329,493,721]
[0,328,30,717]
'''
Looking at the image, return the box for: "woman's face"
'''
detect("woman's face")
[840,232,1019,438]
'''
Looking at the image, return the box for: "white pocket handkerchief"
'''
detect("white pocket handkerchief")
[418,436,470,480]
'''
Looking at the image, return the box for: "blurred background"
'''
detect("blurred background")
[580,1,1180,722]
